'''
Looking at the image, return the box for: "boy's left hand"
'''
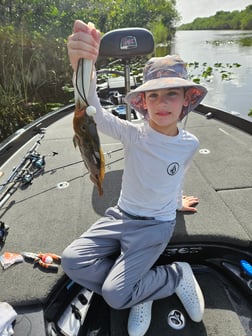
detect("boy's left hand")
[67,20,101,72]
[181,195,199,212]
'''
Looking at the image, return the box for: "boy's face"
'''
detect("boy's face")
[143,88,189,135]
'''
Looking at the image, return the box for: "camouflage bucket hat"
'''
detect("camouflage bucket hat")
[125,55,207,120]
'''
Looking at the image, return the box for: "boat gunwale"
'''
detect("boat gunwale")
[0,103,251,168]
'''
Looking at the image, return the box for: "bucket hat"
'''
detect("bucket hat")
[125,55,207,120]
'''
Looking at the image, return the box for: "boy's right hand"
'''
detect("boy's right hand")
[67,20,101,72]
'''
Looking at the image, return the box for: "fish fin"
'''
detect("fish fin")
[99,148,105,181]
[73,134,78,148]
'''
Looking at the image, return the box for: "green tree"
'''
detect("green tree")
[178,5,252,30]
[0,0,179,141]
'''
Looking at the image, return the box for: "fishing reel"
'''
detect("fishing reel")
[21,153,46,186]
[29,153,46,170]
[21,173,33,185]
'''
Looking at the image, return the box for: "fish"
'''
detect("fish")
[73,58,105,196]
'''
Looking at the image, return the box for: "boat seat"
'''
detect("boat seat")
[98,27,154,120]
[99,27,154,58]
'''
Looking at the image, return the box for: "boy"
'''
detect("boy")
[62,20,207,336]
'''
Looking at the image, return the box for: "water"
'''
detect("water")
[171,30,252,120]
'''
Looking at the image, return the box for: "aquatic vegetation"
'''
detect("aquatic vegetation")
[205,37,252,48]
[239,37,252,47]
[206,39,235,46]
[187,61,252,117]
[187,61,241,84]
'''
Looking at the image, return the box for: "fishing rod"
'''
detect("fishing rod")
[0,129,47,208]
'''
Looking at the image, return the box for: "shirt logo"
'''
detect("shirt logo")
[167,162,179,176]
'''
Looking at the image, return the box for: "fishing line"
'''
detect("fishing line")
[104,147,123,157]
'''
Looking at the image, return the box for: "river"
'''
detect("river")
[171,30,252,120]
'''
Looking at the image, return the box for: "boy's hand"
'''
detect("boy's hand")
[67,20,101,71]
[181,195,199,213]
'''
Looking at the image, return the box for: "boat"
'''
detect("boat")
[0,27,251,336]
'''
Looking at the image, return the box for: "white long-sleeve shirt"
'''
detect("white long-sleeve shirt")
[88,91,199,221]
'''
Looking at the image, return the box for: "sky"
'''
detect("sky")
[176,0,252,24]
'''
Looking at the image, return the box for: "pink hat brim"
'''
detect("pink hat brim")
[125,77,207,120]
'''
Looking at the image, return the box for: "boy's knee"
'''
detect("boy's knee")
[61,244,98,277]
[61,245,75,273]
[102,279,128,309]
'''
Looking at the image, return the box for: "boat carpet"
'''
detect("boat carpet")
[82,267,252,336]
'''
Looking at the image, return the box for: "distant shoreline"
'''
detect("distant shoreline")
[178,5,252,30]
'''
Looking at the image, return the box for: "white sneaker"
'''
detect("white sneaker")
[127,301,153,336]
[175,262,204,322]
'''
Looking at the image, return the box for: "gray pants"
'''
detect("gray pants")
[62,206,182,309]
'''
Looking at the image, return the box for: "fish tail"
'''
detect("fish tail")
[90,174,103,196]
[97,182,103,197]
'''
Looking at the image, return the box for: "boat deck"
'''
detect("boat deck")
[0,106,251,314]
